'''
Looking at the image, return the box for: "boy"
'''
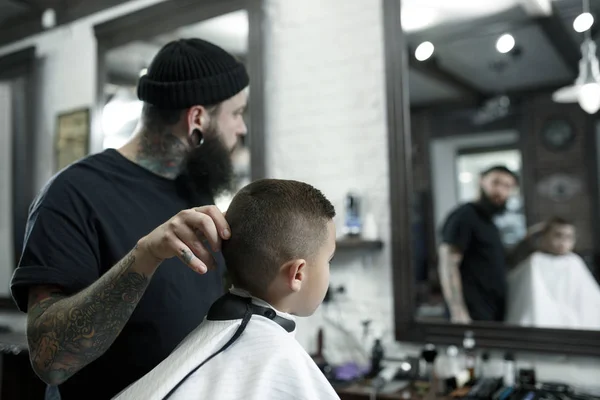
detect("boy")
[114,179,340,399]
[506,217,600,329]
[509,216,576,267]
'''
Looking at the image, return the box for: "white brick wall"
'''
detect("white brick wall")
[264,0,393,365]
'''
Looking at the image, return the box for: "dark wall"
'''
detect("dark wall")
[523,95,596,253]
[410,93,598,260]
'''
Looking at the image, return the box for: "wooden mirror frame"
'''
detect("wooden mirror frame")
[0,46,37,310]
[383,0,600,357]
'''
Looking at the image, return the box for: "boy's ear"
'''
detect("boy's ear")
[283,259,307,292]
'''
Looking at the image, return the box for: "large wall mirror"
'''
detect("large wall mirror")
[386,0,600,355]
[94,0,266,211]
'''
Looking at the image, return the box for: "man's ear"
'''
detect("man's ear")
[282,259,306,293]
[186,106,210,135]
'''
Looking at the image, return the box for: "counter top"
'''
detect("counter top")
[336,384,407,399]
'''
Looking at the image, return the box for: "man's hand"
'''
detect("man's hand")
[451,310,472,324]
[138,205,231,274]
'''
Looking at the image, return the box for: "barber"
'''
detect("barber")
[10,38,249,400]
[438,165,518,324]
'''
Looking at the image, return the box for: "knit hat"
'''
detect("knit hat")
[137,38,249,109]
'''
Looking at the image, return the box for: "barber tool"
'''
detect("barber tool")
[414,344,439,396]
[161,293,295,399]
[493,386,514,400]
[465,377,503,399]
[518,368,536,387]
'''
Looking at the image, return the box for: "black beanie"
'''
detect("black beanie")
[137,38,249,109]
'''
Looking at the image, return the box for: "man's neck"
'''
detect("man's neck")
[119,129,188,179]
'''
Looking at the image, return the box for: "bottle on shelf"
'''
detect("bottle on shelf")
[343,192,362,237]
[367,337,384,379]
[479,351,491,378]
[503,352,516,387]
[462,330,477,382]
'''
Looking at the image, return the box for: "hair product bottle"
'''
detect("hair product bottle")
[463,331,477,382]
[343,192,362,236]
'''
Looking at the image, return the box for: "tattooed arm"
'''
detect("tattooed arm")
[438,244,471,324]
[26,245,161,385]
[25,205,231,385]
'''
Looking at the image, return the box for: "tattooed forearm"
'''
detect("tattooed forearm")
[26,247,155,385]
[438,244,469,319]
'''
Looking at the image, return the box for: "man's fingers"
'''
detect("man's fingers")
[171,239,208,274]
[172,224,215,267]
[194,206,231,240]
[181,209,222,252]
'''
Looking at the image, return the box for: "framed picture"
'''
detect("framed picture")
[55,108,90,171]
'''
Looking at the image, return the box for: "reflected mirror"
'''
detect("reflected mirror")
[101,10,251,211]
[404,0,600,332]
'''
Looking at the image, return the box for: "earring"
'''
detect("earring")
[192,128,204,147]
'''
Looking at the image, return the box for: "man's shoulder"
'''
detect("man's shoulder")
[443,203,477,224]
[32,151,118,210]
[452,202,477,216]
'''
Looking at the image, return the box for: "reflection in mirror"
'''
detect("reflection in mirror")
[0,82,12,298]
[101,10,251,211]
[405,0,600,331]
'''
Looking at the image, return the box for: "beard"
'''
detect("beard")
[177,125,234,201]
[478,188,507,216]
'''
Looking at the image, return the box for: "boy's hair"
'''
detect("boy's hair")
[221,179,336,297]
[542,216,573,234]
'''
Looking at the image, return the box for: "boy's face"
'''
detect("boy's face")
[545,224,576,255]
[296,220,336,317]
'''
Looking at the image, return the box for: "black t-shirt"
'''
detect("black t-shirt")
[441,203,507,321]
[10,149,225,399]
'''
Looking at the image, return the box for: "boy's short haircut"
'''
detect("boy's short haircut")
[221,179,336,297]
[543,216,573,234]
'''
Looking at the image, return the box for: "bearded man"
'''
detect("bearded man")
[11,38,247,399]
[438,165,519,323]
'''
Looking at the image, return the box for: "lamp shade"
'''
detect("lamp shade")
[578,82,600,114]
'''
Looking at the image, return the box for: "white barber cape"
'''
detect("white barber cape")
[506,252,600,330]
[114,289,340,400]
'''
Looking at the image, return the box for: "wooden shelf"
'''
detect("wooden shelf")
[335,237,384,250]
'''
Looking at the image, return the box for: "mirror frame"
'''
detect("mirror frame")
[0,46,37,310]
[93,0,266,181]
[384,0,600,357]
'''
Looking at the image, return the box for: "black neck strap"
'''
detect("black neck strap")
[207,292,296,333]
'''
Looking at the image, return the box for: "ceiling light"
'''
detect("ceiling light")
[573,12,594,33]
[401,7,438,32]
[553,39,600,114]
[496,34,515,54]
[415,42,435,61]
[578,83,600,114]
[41,9,56,29]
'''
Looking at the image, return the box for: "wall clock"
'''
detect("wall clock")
[540,118,575,152]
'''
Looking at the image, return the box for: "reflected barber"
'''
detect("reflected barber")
[10,38,248,399]
[438,165,518,323]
